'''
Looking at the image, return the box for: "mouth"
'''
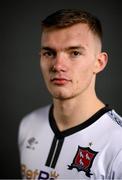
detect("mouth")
[50,78,71,85]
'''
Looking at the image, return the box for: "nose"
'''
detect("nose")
[52,53,67,72]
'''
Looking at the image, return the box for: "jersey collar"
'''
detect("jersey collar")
[49,104,111,139]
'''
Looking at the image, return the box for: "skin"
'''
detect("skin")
[40,23,108,131]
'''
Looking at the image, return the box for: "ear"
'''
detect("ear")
[94,52,108,74]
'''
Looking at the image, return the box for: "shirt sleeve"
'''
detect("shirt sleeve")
[110,149,122,179]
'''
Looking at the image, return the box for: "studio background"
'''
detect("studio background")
[1,0,122,178]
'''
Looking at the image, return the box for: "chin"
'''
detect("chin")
[51,91,78,100]
[47,86,78,100]
[50,91,71,100]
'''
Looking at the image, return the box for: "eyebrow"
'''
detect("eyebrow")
[65,46,86,51]
[40,47,55,51]
[40,45,86,52]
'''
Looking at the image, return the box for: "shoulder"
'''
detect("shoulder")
[98,109,122,148]
[105,109,122,149]
[20,104,51,127]
[107,109,122,127]
[105,109,122,138]
[18,105,51,147]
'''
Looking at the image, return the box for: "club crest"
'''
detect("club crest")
[68,146,98,177]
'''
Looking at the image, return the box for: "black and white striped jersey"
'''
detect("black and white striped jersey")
[18,105,122,179]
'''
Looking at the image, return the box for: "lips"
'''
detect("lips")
[50,77,71,85]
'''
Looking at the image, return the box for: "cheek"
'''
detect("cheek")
[40,61,48,76]
[40,65,49,85]
[80,60,95,76]
[73,65,94,86]
[40,59,45,70]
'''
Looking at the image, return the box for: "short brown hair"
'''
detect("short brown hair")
[42,9,103,43]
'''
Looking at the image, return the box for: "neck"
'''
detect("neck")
[53,92,105,131]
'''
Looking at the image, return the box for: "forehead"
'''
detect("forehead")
[41,23,96,49]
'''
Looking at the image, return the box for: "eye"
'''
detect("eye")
[40,48,56,59]
[70,51,81,57]
[43,51,54,57]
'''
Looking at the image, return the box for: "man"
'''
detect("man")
[18,9,122,179]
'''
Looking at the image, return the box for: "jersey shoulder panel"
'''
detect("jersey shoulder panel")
[20,104,50,127]
[105,110,122,149]
[18,105,51,149]
[107,110,122,127]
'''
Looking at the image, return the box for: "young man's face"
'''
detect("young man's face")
[40,23,106,100]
